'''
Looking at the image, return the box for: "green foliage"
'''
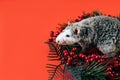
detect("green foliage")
[91,10,103,16]
[45,42,63,80]
[45,42,61,61]
[66,62,107,80]
[46,64,65,80]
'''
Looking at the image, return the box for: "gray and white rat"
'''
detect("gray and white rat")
[56,16,120,57]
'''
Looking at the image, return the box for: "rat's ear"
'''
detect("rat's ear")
[90,23,95,27]
[74,27,80,35]
[68,21,70,26]
[68,21,73,26]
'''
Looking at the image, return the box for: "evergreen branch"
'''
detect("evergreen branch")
[46,64,65,80]
[66,62,107,80]
[45,42,62,61]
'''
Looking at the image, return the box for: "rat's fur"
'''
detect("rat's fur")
[56,16,120,57]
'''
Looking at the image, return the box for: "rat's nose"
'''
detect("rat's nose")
[57,41,60,43]
[56,39,60,43]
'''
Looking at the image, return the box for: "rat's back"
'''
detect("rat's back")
[76,16,120,56]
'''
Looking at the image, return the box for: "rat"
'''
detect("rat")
[56,16,120,57]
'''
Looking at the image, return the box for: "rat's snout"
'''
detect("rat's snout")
[56,37,61,44]
[55,29,73,45]
[56,40,60,44]
[56,39,67,45]
[56,36,66,45]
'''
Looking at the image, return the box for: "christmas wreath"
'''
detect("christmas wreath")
[45,11,120,80]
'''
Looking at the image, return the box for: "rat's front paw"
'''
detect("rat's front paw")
[105,52,116,58]
[97,44,117,57]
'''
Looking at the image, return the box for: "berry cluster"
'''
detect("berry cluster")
[106,65,119,78]
[75,13,91,22]
[106,56,120,78]
[58,48,105,66]
[48,31,60,42]
[113,57,120,68]
[58,47,120,78]
[58,47,79,66]
[79,54,107,63]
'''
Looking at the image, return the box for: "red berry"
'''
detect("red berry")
[54,31,59,37]
[85,57,88,60]
[95,55,100,59]
[82,55,85,58]
[75,19,80,22]
[108,15,112,17]
[108,65,113,69]
[79,54,85,58]
[112,16,116,18]
[100,59,103,62]
[114,57,118,61]
[50,31,54,37]
[90,58,94,62]
[97,60,101,63]
[107,71,112,75]
[63,50,68,53]
[64,52,68,57]
[114,73,119,78]
[73,55,78,59]
[86,60,89,63]
[87,55,91,58]
[79,54,82,57]
[70,52,75,56]
[48,38,53,42]
[91,54,96,57]
[67,57,72,62]
[66,62,70,66]
[56,31,59,35]
[72,47,77,51]
[114,63,119,68]
[66,57,72,66]
[107,67,112,71]
[114,61,119,64]
[61,57,65,61]
[102,55,107,59]
[110,74,114,77]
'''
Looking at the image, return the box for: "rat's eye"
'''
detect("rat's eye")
[74,28,78,35]
[66,35,70,37]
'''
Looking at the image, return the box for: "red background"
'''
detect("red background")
[0,0,120,80]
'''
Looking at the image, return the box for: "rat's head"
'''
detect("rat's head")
[56,22,94,45]
[56,21,95,45]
